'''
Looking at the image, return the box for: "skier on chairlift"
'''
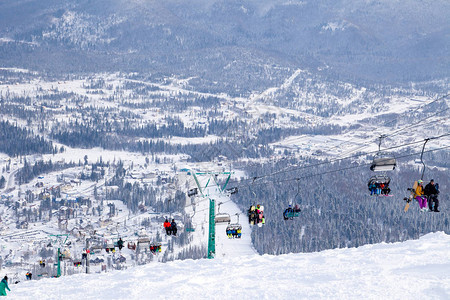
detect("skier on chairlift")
[283,205,293,220]
[117,238,124,250]
[424,179,440,212]
[171,219,177,236]
[164,218,172,235]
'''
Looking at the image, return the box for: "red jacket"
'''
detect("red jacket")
[164,221,171,228]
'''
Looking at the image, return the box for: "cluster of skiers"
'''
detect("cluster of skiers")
[414,179,440,212]
[226,226,242,239]
[368,181,391,195]
[163,219,178,236]
[248,205,265,225]
[283,204,301,220]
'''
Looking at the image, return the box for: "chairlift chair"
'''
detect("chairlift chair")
[187,188,198,197]
[370,136,397,172]
[215,202,231,224]
[150,243,162,253]
[284,207,300,220]
[137,237,150,245]
[60,249,71,259]
[368,175,392,196]
[127,242,136,250]
[370,157,397,172]
[368,175,391,185]
[226,187,238,195]
[284,179,302,219]
[247,204,264,226]
[226,214,242,239]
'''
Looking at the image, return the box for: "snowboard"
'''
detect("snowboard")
[404,181,418,212]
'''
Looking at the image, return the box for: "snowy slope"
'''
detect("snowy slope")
[7,232,450,299]
[184,172,256,258]
[215,200,255,258]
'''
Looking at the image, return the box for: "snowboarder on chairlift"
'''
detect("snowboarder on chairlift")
[0,276,10,296]
[415,180,428,211]
[248,206,257,224]
[424,179,439,212]
[164,219,172,235]
[171,219,177,236]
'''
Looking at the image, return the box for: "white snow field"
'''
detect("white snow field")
[7,232,450,300]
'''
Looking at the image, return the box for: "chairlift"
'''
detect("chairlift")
[283,205,301,220]
[185,205,197,232]
[185,220,196,232]
[60,249,71,259]
[137,237,151,245]
[370,136,396,171]
[127,242,136,250]
[226,187,238,195]
[283,179,302,220]
[226,214,242,239]
[370,157,397,171]
[368,175,391,185]
[368,175,391,196]
[247,179,265,226]
[187,188,198,197]
[403,139,433,212]
[105,243,115,253]
[150,243,162,254]
[215,202,231,224]
[91,242,103,253]
[247,204,264,226]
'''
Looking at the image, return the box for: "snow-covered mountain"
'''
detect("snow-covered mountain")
[0,0,449,85]
[7,232,450,299]
[0,0,449,292]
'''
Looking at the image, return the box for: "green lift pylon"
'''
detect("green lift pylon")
[57,248,61,277]
[190,171,233,259]
[49,234,69,277]
[208,198,215,259]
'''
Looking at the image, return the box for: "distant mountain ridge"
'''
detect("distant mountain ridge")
[0,0,449,90]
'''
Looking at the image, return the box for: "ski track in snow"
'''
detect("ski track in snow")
[7,232,450,300]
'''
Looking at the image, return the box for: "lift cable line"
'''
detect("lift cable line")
[188,144,450,217]
[183,134,449,211]
[238,145,450,189]
[224,134,450,188]
[315,93,449,158]
[333,110,449,160]
[210,93,449,190]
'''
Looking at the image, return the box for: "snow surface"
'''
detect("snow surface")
[6,232,450,299]
[183,172,256,258]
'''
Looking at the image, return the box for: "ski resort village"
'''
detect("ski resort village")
[0,0,449,299]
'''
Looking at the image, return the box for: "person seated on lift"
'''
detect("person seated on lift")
[424,179,439,212]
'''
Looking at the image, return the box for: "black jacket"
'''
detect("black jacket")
[424,183,439,196]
